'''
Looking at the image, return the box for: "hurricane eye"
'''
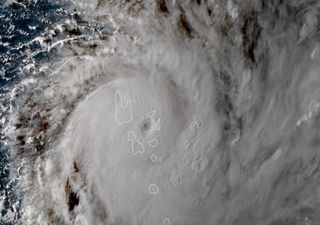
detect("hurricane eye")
[141,118,151,132]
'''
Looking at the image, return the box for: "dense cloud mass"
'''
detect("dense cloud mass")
[4,0,320,225]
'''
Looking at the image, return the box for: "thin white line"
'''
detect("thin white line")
[148,184,159,194]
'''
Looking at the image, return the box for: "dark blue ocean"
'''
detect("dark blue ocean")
[0,1,69,224]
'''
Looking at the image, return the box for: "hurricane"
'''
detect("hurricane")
[1,0,320,225]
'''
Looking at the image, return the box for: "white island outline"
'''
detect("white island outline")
[114,90,133,125]
[127,131,145,155]
[148,138,158,148]
[163,218,171,225]
[148,183,160,194]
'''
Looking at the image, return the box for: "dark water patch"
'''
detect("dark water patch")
[240,11,262,64]
[65,178,79,212]
[0,0,69,85]
[178,13,194,38]
[0,0,71,224]
[156,0,169,14]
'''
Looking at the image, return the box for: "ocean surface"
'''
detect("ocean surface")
[0,1,69,224]
[1,0,320,225]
